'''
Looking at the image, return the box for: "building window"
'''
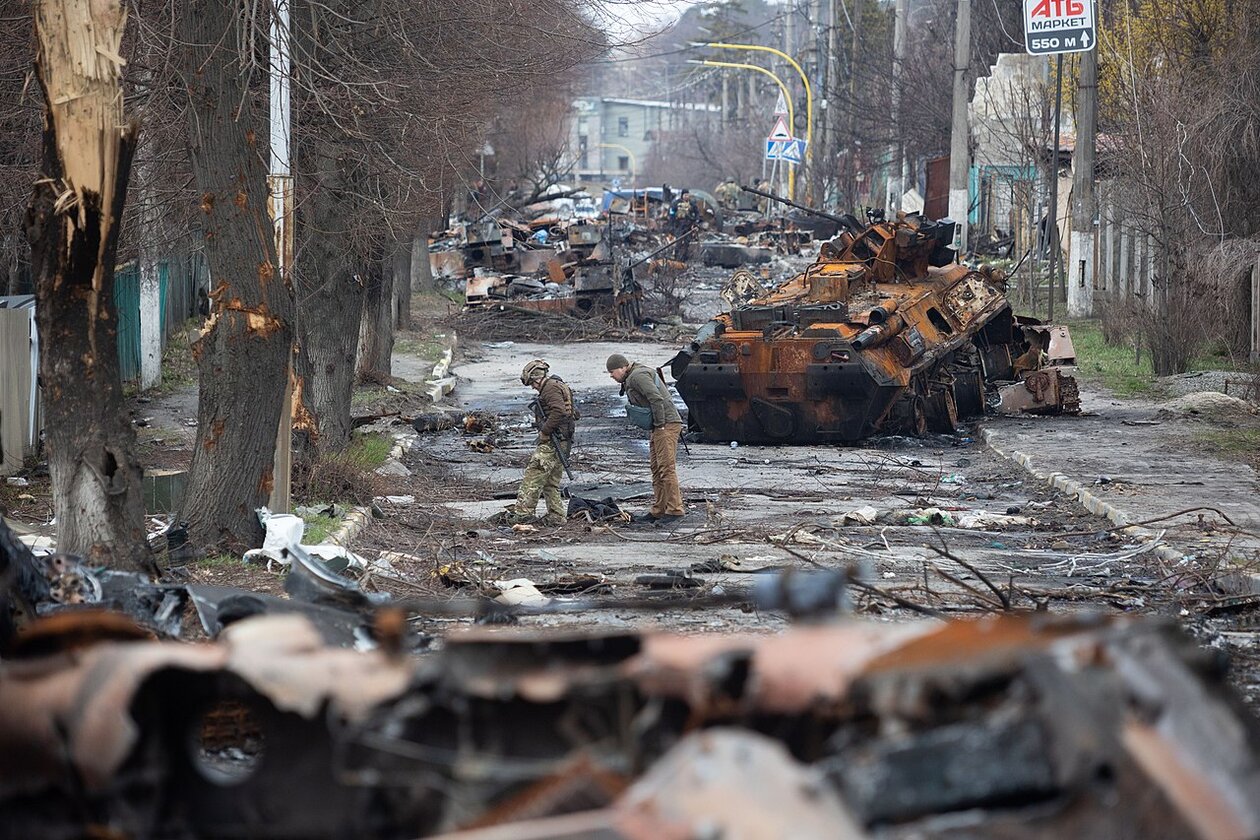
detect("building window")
[618,156,629,171]
[578,135,588,168]
[577,118,588,136]
[618,116,629,137]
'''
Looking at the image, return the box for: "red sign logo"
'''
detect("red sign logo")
[1029,0,1085,17]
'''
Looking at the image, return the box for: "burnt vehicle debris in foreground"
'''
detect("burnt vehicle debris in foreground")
[2,602,1260,839]
[672,189,1079,444]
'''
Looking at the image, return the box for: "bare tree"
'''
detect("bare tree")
[24,0,154,574]
[1097,0,1260,372]
[288,0,608,454]
[177,0,295,549]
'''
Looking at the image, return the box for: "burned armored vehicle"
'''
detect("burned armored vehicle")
[672,210,1078,444]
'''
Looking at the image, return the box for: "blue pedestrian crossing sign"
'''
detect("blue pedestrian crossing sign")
[766,137,807,165]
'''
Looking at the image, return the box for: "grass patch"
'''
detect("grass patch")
[302,513,340,544]
[346,431,392,469]
[1196,427,1260,456]
[351,388,381,407]
[193,552,239,569]
[293,435,390,505]
[394,337,447,361]
[1065,320,1155,397]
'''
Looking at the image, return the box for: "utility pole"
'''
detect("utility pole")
[1047,54,1064,322]
[809,0,824,203]
[889,0,907,214]
[824,0,838,209]
[948,0,971,252]
[268,0,294,513]
[846,2,862,210]
[785,1,796,199]
[1068,48,1097,317]
[721,70,730,126]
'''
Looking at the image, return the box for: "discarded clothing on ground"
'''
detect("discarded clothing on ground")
[567,495,629,523]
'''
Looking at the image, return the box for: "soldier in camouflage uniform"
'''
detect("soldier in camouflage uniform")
[507,359,578,526]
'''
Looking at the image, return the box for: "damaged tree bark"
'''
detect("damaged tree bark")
[293,145,365,456]
[355,248,394,382]
[392,236,411,330]
[24,0,154,575]
[178,0,295,549]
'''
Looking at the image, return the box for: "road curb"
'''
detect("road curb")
[980,428,1187,566]
[327,506,372,547]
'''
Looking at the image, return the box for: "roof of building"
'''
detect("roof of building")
[576,96,721,113]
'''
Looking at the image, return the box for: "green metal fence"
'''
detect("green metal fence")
[114,247,205,383]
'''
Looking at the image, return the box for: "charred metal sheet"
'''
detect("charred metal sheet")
[465,272,498,301]
[612,729,865,839]
[998,368,1082,415]
[432,249,467,280]
[186,582,375,647]
[4,613,1260,839]
[430,732,864,840]
[1025,323,1078,365]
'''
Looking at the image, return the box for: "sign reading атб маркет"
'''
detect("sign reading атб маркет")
[1024,0,1096,55]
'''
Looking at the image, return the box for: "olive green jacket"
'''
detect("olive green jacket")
[623,363,682,428]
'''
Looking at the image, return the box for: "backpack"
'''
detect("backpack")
[552,376,580,421]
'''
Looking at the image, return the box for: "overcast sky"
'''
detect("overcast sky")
[599,0,691,40]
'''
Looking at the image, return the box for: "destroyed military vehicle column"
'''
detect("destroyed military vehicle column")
[673,199,1080,444]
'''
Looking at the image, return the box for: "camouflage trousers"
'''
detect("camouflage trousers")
[513,439,570,518]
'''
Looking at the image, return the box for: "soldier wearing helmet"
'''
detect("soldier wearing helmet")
[506,360,578,526]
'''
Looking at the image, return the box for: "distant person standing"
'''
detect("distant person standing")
[751,178,770,214]
[606,353,685,524]
[505,360,577,526]
[668,189,698,260]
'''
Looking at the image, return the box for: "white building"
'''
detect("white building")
[568,97,721,186]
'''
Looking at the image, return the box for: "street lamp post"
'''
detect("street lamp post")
[695,41,814,199]
[687,58,796,199]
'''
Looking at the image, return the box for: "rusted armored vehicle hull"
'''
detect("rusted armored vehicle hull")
[674,214,1077,444]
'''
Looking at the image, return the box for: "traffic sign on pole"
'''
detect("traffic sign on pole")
[767,115,792,141]
[1024,0,1096,55]
[780,138,806,165]
[772,91,789,117]
[766,137,807,165]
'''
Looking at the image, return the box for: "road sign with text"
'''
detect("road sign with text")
[1024,0,1096,55]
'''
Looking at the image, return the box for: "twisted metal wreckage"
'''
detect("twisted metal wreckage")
[673,195,1080,444]
[3,519,1260,839]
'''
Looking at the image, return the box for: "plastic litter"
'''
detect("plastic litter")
[903,508,955,526]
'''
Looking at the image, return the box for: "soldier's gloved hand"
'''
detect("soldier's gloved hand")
[536,434,547,445]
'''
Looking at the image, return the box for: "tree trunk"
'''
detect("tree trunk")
[356,250,394,381]
[24,0,154,575]
[294,267,363,456]
[392,237,411,330]
[410,229,434,294]
[293,151,365,457]
[178,0,295,550]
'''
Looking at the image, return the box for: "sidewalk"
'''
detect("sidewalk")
[982,382,1260,579]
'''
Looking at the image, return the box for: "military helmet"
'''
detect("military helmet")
[520,359,549,385]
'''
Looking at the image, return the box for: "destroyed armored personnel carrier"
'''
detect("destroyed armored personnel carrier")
[672,209,1079,444]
